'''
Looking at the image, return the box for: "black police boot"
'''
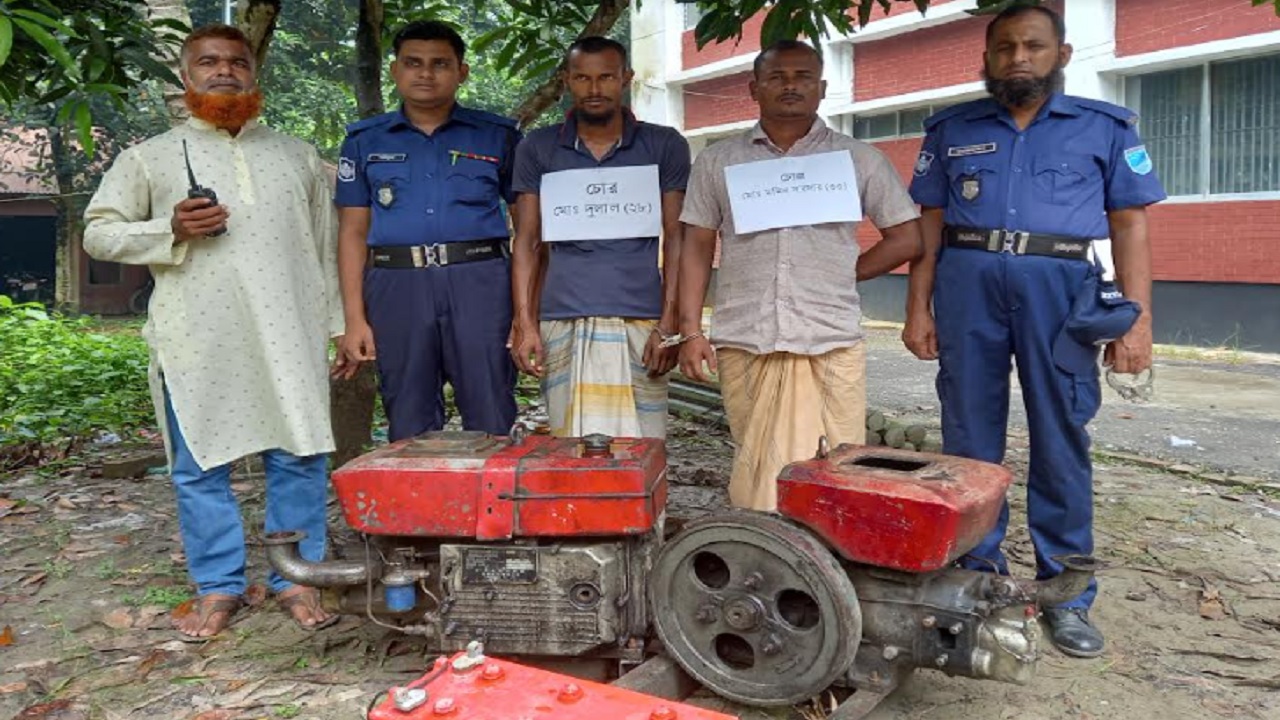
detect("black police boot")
[1043,607,1105,658]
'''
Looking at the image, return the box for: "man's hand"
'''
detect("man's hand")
[643,331,679,378]
[333,321,376,380]
[171,197,228,242]
[510,321,545,378]
[902,309,939,360]
[678,336,717,382]
[1105,312,1153,374]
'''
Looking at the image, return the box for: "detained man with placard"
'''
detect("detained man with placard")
[509,36,691,438]
[676,40,924,512]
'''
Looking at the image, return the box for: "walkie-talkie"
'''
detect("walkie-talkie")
[182,139,225,237]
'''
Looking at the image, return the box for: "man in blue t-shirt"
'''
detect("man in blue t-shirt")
[509,36,690,438]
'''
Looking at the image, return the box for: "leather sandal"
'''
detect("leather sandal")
[173,593,243,643]
[277,586,339,631]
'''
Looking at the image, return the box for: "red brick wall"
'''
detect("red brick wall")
[1147,202,1280,284]
[683,72,755,130]
[850,0,956,22]
[682,13,765,69]
[1116,0,1280,57]
[854,15,987,101]
[850,141,1280,284]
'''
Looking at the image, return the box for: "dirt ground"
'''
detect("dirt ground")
[2,411,1278,720]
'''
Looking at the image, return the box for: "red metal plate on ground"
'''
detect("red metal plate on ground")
[369,653,737,720]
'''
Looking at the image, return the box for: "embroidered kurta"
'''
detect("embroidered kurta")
[84,118,342,469]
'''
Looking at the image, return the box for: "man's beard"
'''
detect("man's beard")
[184,88,263,130]
[574,104,616,126]
[982,65,1065,108]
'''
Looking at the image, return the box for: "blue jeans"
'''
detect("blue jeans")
[164,387,329,597]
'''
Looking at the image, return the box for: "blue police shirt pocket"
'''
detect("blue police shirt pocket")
[1032,154,1097,206]
[367,163,410,209]
[447,164,499,206]
[946,159,998,206]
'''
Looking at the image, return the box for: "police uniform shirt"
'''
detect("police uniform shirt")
[513,110,691,320]
[334,104,520,246]
[909,94,1168,238]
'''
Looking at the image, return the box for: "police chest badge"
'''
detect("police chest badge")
[376,184,395,208]
[960,175,981,202]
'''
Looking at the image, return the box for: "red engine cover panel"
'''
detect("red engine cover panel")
[332,432,666,539]
[777,445,1012,573]
[368,653,736,720]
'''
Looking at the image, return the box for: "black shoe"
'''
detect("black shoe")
[1043,607,1105,658]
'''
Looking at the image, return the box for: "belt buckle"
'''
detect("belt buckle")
[412,244,444,268]
[1002,230,1029,255]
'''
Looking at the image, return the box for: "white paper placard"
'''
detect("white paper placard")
[724,150,861,234]
[540,164,662,242]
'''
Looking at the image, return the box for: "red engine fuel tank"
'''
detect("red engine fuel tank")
[777,444,1012,573]
[333,431,666,540]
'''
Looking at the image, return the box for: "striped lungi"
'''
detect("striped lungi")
[718,343,867,511]
[540,317,668,439]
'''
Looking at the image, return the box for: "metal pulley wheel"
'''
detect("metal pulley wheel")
[648,512,862,706]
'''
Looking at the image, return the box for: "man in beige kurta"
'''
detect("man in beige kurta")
[676,40,924,511]
[83,25,342,638]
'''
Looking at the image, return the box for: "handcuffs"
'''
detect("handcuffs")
[1105,366,1154,403]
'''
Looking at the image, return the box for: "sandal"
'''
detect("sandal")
[173,593,243,643]
[277,586,339,631]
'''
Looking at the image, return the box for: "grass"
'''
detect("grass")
[123,585,192,610]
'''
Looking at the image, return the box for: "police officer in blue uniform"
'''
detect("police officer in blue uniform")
[907,5,1166,658]
[334,21,521,440]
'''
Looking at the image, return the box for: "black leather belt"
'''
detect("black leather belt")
[944,226,1094,260]
[368,238,508,269]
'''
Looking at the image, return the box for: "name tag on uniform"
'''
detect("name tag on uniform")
[724,151,861,235]
[367,153,406,163]
[947,142,997,157]
[540,165,661,242]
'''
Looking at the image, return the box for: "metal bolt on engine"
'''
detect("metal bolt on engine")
[922,615,937,628]
[432,698,457,715]
[882,645,900,661]
[935,654,949,667]
[392,687,428,713]
[451,641,486,672]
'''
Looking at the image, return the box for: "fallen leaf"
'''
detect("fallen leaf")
[243,584,268,607]
[112,535,131,545]
[55,498,77,510]
[1116,412,1135,420]
[13,699,71,719]
[1199,579,1231,620]
[171,599,196,620]
[137,649,173,680]
[0,625,14,645]
[19,572,45,588]
[0,498,16,510]
[0,681,29,693]
[102,608,134,630]
[190,711,235,720]
[136,605,168,628]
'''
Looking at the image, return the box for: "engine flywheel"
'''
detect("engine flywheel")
[649,512,861,706]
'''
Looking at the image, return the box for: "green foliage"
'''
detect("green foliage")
[124,585,193,609]
[0,0,186,156]
[0,295,152,445]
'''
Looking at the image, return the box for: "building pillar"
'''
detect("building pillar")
[1063,0,1119,102]
[631,1,684,129]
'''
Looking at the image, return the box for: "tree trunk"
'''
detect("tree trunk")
[512,0,630,128]
[355,0,386,118]
[236,0,282,70]
[329,0,386,468]
[143,0,192,124]
[48,126,84,310]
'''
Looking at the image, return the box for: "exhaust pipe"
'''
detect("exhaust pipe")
[264,531,379,587]
[1034,554,1102,607]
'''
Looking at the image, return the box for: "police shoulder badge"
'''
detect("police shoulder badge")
[337,157,356,183]
[376,184,395,208]
[1124,145,1153,175]
[914,151,935,177]
[960,174,981,202]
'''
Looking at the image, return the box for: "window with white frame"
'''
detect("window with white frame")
[1125,53,1280,196]
[683,3,706,30]
[852,104,950,141]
